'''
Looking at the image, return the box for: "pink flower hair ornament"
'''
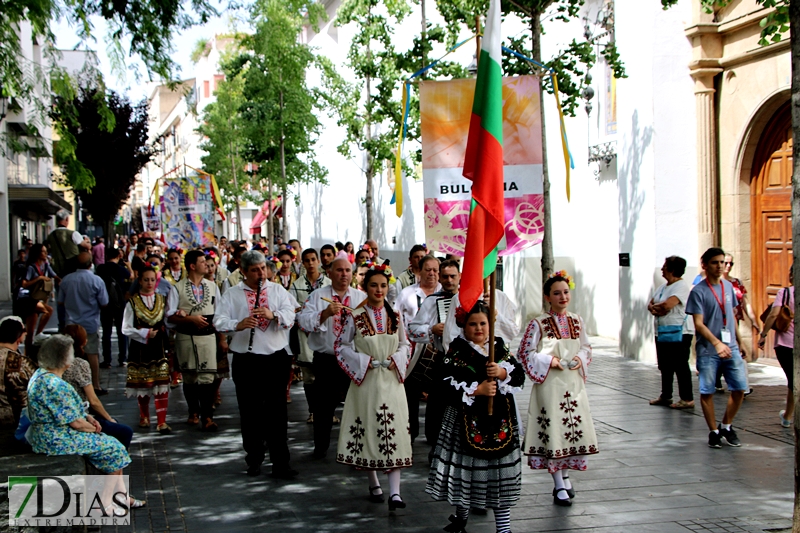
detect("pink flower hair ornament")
[549,269,576,290]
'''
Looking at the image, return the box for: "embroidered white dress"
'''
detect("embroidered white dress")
[335,305,413,470]
[518,311,598,473]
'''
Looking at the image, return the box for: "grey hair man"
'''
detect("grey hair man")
[214,249,298,479]
[46,210,90,331]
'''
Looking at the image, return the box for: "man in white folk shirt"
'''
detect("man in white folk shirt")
[408,259,460,450]
[297,257,366,459]
[290,249,331,424]
[395,255,441,443]
[442,283,520,353]
[214,250,298,479]
[166,250,221,431]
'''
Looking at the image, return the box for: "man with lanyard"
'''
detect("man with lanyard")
[408,259,460,449]
[46,209,90,331]
[290,249,331,424]
[395,244,427,292]
[214,250,298,478]
[297,257,366,459]
[167,250,222,431]
[686,247,747,448]
[395,255,441,443]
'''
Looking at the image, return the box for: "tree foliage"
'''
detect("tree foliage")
[661,0,789,46]
[55,88,153,235]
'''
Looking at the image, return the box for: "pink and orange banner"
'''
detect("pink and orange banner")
[420,76,544,257]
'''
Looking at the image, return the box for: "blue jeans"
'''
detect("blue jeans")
[697,345,747,395]
[98,418,133,449]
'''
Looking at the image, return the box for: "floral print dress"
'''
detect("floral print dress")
[27,369,131,473]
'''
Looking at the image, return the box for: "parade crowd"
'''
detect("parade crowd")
[0,208,792,532]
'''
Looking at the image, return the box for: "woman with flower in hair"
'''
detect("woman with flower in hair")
[203,248,229,293]
[426,301,525,533]
[335,264,412,512]
[517,271,598,506]
[122,265,172,434]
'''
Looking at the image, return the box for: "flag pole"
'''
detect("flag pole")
[488,271,496,415]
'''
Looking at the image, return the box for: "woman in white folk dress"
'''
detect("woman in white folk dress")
[335,264,412,512]
[517,271,598,507]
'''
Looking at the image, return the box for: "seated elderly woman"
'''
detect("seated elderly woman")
[62,325,134,448]
[0,316,36,426]
[27,335,145,508]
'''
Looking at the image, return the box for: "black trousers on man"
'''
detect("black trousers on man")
[232,350,292,472]
[101,308,127,364]
[311,351,351,456]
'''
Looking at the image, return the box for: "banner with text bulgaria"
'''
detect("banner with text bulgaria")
[160,174,215,250]
[420,76,544,257]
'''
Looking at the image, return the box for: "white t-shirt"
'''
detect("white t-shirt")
[652,279,694,334]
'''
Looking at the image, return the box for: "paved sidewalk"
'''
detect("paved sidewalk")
[74,335,792,533]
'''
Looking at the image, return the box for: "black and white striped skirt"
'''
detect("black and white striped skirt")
[425,405,522,509]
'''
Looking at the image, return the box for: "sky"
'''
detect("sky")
[52,5,239,102]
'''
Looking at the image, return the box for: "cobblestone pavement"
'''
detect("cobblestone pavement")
[74,333,793,533]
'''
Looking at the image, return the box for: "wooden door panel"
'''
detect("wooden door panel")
[752,101,792,359]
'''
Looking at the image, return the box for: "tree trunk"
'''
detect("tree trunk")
[267,174,274,250]
[365,75,374,241]
[532,11,554,302]
[228,118,244,241]
[279,90,289,242]
[281,182,288,242]
[790,4,800,531]
[421,0,428,73]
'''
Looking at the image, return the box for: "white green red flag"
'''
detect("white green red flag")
[459,0,505,314]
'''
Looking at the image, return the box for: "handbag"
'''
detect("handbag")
[760,287,793,333]
[657,324,683,343]
[28,264,53,301]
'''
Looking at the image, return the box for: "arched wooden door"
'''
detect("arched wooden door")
[751,101,792,358]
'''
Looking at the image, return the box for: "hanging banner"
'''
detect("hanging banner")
[140,207,161,233]
[420,76,544,257]
[160,174,215,250]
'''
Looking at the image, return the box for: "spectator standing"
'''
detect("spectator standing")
[648,256,695,409]
[758,265,795,427]
[96,248,131,368]
[717,254,758,394]
[57,252,109,395]
[92,237,106,266]
[686,247,748,448]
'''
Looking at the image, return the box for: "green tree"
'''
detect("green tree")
[197,57,248,241]
[53,87,153,239]
[322,0,412,240]
[236,0,328,242]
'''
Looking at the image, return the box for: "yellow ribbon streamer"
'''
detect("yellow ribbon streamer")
[551,73,572,202]
[393,84,408,218]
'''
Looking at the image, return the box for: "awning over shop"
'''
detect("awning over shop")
[249,196,283,233]
[8,185,71,217]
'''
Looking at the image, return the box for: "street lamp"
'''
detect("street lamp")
[467,54,478,77]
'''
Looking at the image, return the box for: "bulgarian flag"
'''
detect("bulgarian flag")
[459,0,505,314]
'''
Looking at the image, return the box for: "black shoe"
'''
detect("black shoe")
[718,425,741,447]
[270,468,299,480]
[311,450,326,460]
[368,486,384,503]
[561,475,576,498]
[553,488,572,506]
[470,507,487,516]
[553,487,575,499]
[708,430,722,448]
[246,465,261,477]
[388,494,406,511]
[443,515,467,533]
[99,362,111,369]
